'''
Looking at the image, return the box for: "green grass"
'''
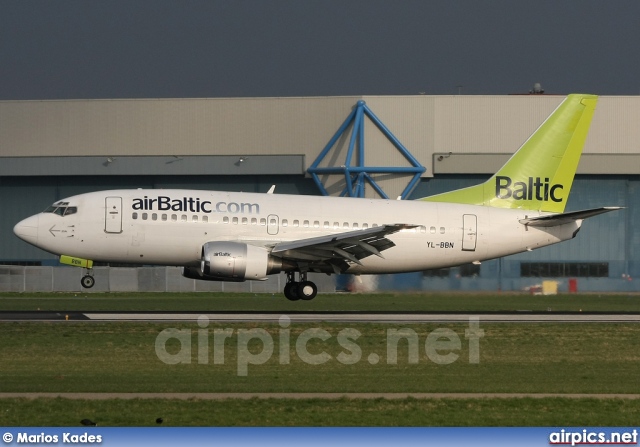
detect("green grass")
[1,291,639,312]
[2,292,640,426]
[2,321,640,394]
[2,397,640,426]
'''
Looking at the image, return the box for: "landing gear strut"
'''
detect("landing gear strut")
[283,271,317,301]
[81,268,95,289]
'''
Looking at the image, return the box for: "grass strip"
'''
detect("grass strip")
[2,322,640,394]
[2,397,640,426]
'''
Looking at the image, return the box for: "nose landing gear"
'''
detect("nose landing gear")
[283,271,317,301]
[81,267,95,289]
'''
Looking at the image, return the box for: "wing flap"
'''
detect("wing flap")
[519,207,623,227]
[271,224,414,268]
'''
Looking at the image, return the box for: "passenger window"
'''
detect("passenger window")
[152,213,157,221]
[203,216,208,223]
[181,215,187,222]
[162,214,167,221]
[260,218,266,226]
[171,214,177,221]
[343,222,349,229]
[142,213,148,220]
[362,223,369,229]
[132,212,138,219]
[324,221,330,229]
[440,227,445,234]
[293,220,299,227]
[314,221,320,228]
[353,223,359,229]
[430,226,436,234]
[251,218,257,225]
[333,222,339,229]
[420,226,426,233]
[242,217,248,225]
[193,215,198,222]
[223,216,229,224]
[232,217,238,225]
[282,219,288,227]
[303,220,309,228]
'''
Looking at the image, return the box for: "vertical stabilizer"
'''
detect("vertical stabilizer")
[421,94,598,213]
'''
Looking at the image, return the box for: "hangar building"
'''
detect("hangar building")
[1,95,638,292]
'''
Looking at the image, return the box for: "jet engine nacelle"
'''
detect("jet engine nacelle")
[184,241,286,282]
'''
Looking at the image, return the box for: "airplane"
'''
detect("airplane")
[13,94,621,300]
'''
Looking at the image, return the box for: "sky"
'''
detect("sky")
[1,0,640,100]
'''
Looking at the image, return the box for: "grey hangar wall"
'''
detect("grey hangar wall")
[1,95,638,293]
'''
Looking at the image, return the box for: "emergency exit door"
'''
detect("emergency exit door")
[267,214,279,235]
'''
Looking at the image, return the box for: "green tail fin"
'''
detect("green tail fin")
[421,94,598,213]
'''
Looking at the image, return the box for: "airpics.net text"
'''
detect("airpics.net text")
[155,316,484,376]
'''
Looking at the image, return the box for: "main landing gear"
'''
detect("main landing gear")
[284,271,318,301]
[81,267,95,289]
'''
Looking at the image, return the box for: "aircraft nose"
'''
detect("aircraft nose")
[13,215,39,245]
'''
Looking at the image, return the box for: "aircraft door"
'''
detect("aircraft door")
[267,214,279,235]
[105,197,123,233]
[462,214,477,251]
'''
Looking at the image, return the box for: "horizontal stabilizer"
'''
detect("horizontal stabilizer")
[519,207,623,227]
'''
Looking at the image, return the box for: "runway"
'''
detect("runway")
[2,310,640,323]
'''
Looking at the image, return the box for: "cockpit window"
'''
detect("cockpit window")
[43,202,77,217]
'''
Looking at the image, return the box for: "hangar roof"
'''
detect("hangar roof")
[1,95,639,178]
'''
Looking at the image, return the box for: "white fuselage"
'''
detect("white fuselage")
[15,189,581,274]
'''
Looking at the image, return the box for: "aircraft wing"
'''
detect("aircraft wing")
[519,207,623,227]
[270,224,415,272]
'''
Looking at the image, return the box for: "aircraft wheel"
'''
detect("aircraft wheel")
[298,281,317,300]
[81,275,95,289]
[284,282,300,301]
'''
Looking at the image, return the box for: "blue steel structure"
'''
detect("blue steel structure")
[307,100,425,199]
